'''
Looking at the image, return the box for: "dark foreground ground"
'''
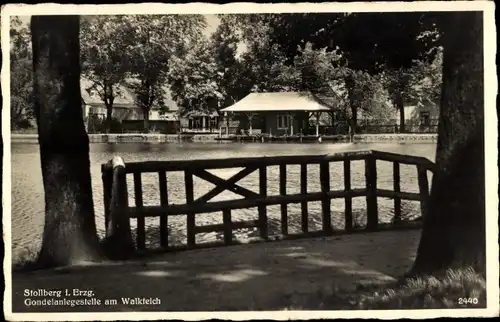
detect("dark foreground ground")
[9,230,421,312]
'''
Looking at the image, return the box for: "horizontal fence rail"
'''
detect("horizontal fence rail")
[101,149,435,256]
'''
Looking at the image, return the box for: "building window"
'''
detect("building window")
[420,111,431,126]
[277,114,289,129]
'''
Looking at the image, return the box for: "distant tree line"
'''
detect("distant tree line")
[11,14,442,133]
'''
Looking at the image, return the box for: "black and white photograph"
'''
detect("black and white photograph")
[2,2,498,320]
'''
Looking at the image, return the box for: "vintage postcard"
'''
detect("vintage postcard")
[2,1,498,321]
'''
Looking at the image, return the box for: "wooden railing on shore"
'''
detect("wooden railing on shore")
[101,150,435,257]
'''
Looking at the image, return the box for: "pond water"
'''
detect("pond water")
[10,142,436,259]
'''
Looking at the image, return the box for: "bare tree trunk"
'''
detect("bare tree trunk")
[410,12,485,277]
[345,75,358,136]
[31,15,103,268]
[143,108,150,133]
[105,104,113,133]
[397,94,406,133]
[105,85,115,133]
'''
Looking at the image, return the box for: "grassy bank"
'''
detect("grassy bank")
[282,268,486,310]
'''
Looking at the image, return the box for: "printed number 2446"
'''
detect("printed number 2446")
[458,298,479,305]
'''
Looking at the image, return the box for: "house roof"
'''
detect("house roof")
[219,92,333,113]
[80,78,135,106]
[80,78,180,111]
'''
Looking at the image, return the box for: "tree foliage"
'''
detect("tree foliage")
[80,15,130,131]
[168,38,223,116]
[202,14,301,114]
[207,15,389,130]
[383,49,443,131]
[219,15,301,91]
[257,12,443,132]
[294,43,341,92]
[210,15,252,108]
[10,17,31,60]
[410,49,443,106]
[10,16,34,129]
[293,42,383,126]
[239,16,301,93]
[120,14,207,131]
[361,80,394,121]
[265,12,441,72]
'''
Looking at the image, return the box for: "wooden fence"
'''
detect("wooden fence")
[101,150,436,257]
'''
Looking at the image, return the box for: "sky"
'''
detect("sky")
[204,14,220,37]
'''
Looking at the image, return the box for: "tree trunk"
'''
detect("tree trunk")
[31,16,103,268]
[105,85,115,133]
[105,104,113,133]
[350,107,357,135]
[410,12,485,277]
[345,75,358,136]
[397,94,405,133]
[143,109,150,133]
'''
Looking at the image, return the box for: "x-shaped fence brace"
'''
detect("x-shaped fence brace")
[192,166,260,204]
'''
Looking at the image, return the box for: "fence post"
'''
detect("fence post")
[320,160,332,233]
[393,161,402,225]
[102,156,135,260]
[185,170,196,248]
[300,163,308,233]
[417,166,430,219]
[365,155,378,231]
[343,160,353,231]
[133,172,145,250]
[259,165,268,239]
[158,171,169,248]
[102,164,112,233]
[279,164,288,235]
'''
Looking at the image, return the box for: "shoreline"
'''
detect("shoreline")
[10,133,438,144]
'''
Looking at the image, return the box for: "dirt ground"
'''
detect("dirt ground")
[9,229,421,312]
